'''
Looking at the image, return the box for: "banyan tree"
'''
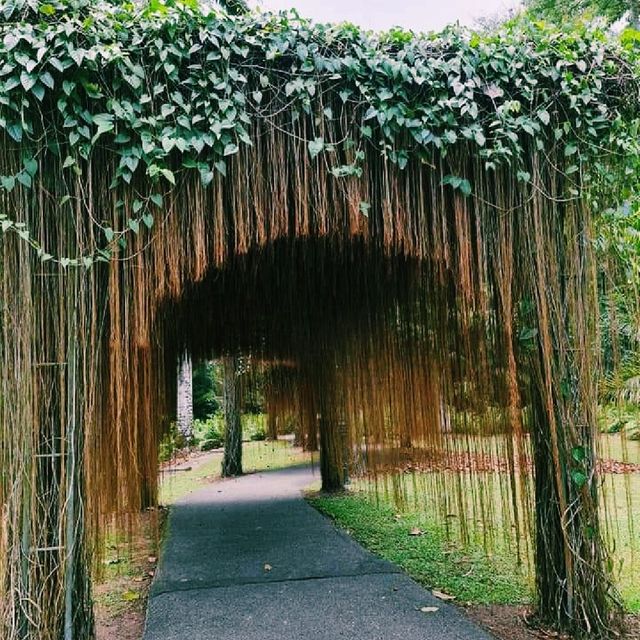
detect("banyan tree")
[0,1,638,638]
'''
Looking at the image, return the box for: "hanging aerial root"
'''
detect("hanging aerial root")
[0,115,633,639]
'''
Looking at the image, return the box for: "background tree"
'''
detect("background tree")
[192,360,221,420]
[222,356,243,477]
[176,354,194,441]
[527,0,637,25]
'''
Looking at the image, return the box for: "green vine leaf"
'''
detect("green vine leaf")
[571,469,588,489]
[308,137,324,159]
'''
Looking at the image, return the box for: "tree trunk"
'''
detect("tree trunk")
[318,397,344,492]
[267,411,278,440]
[176,354,193,442]
[222,356,243,477]
[530,383,613,635]
[524,181,618,636]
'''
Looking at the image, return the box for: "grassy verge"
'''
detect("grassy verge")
[310,469,640,615]
[601,472,640,612]
[309,490,532,606]
[94,510,165,640]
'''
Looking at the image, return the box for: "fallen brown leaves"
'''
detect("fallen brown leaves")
[374,447,640,476]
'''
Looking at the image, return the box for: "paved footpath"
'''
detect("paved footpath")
[144,465,494,640]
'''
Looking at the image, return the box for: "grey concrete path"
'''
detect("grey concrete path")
[144,465,494,640]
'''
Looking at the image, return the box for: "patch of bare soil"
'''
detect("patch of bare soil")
[626,615,640,638]
[94,508,166,640]
[369,447,640,477]
[466,606,567,640]
[95,600,146,640]
[466,605,640,640]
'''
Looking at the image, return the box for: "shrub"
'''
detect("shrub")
[200,437,223,451]
[193,416,223,450]
[204,422,222,441]
[242,413,268,441]
[250,425,267,441]
[159,438,175,463]
[608,419,626,434]
[159,422,185,462]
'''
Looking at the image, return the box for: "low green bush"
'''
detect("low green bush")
[608,419,626,434]
[158,422,190,462]
[598,403,640,435]
[242,413,268,441]
[204,422,222,442]
[193,416,224,450]
[200,438,223,451]
[249,425,267,441]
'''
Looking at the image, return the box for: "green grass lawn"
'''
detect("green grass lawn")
[310,490,532,606]
[310,466,640,613]
[601,472,640,612]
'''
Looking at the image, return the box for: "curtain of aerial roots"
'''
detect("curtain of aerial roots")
[0,119,626,638]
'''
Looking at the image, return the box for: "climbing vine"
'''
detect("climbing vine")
[0,0,638,264]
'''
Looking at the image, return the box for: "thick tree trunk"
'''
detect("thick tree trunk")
[318,394,345,492]
[319,415,343,492]
[266,411,278,440]
[524,182,617,636]
[222,356,243,477]
[176,354,193,441]
[530,385,612,635]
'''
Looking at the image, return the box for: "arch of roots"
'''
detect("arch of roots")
[0,3,638,639]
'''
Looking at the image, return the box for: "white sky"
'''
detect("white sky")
[249,0,521,32]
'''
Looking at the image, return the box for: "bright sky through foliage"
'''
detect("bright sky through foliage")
[250,0,521,31]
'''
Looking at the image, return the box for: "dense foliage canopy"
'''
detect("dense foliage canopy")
[528,0,635,27]
[0,0,638,263]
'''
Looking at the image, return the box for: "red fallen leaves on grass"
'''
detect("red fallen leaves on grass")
[374,448,640,476]
[599,459,640,474]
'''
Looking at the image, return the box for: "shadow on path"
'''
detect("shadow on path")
[144,465,494,640]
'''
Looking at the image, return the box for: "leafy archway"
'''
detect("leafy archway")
[0,2,638,638]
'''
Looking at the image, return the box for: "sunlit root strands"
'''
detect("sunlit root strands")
[0,3,639,639]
